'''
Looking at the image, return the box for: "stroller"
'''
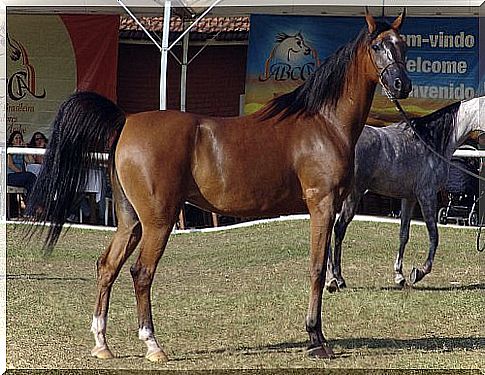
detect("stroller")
[438,153,480,226]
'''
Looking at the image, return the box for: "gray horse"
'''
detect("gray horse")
[326,96,484,290]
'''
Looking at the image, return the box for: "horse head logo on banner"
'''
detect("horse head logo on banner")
[259,31,320,82]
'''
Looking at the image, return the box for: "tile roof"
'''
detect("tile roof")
[119,16,250,42]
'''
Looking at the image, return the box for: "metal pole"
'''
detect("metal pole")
[160,0,172,110]
[180,20,190,112]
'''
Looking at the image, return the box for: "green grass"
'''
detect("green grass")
[5,219,484,370]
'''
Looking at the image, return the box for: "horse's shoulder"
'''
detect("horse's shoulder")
[359,125,386,146]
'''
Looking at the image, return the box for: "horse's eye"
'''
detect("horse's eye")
[297,41,302,46]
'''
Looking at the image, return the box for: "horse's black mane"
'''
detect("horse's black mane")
[261,21,393,120]
[406,101,461,153]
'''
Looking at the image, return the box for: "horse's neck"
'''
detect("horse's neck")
[333,59,377,146]
[446,99,478,157]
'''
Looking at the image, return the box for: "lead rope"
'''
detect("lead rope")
[385,91,485,252]
[477,202,485,252]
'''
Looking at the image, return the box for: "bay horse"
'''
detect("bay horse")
[27,11,410,362]
[326,96,484,291]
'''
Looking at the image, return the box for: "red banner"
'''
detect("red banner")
[6,14,119,141]
[61,15,119,102]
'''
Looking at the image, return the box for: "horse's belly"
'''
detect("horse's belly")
[368,173,415,199]
[188,169,306,217]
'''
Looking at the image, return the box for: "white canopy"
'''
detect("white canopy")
[5,0,483,16]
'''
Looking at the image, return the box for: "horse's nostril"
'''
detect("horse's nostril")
[394,78,402,91]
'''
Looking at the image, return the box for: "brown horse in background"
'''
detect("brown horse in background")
[28,10,410,361]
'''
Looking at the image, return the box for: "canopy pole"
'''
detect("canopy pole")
[180,20,190,112]
[160,0,172,110]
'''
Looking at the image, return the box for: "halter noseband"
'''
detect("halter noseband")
[379,61,407,100]
[368,45,406,100]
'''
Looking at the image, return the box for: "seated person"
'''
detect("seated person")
[26,131,48,176]
[28,131,48,162]
[7,131,37,196]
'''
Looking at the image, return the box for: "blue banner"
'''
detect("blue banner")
[245,14,479,124]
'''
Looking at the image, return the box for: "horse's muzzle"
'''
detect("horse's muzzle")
[394,75,412,99]
[382,67,412,99]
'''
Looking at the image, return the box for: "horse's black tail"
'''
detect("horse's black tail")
[26,91,126,251]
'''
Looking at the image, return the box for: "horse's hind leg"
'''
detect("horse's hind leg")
[394,199,416,287]
[410,196,438,284]
[131,214,178,362]
[91,209,141,359]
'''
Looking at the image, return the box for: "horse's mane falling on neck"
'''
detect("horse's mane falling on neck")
[260,21,392,121]
[407,101,461,154]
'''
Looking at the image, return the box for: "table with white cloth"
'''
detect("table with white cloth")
[83,168,105,203]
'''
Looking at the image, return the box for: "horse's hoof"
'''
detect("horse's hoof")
[326,278,339,293]
[307,345,335,359]
[323,344,335,358]
[395,274,406,288]
[91,346,114,359]
[146,349,169,363]
[337,279,347,289]
[410,267,425,284]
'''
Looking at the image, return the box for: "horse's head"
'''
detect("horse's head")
[365,9,411,99]
[275,32,312,62]
[294,32,312,56]
[462,95,485,136]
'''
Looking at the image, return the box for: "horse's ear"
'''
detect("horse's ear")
[391,8,406,30]
[365,7,377,34]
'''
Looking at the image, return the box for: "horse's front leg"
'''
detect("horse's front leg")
[410,197,438,284]
[325,244,338,292]
[327,188,364,292]
[131,223,174,362]
[394,199,416,287]
[91,222,142,359]
[306,192,337,359]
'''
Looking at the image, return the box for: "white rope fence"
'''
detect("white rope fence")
[6,147,109,161]
[6,147,485,158]
[5,146,483,231]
